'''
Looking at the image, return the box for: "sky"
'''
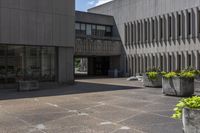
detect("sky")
[76,0,112,11]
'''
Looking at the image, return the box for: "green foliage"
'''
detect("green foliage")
[75,58,81,68]
[179,71,196,79]
[161,71,167,76]
[146,71,159,80]
[163,72,177,79]
[172,96,200,119]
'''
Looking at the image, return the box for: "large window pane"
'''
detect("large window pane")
[0,46,6,83]
[41,47,55,81]
[7,46,24,83]
[25,46,41,80]
[86,24,92,35]
[97,25,106,37]
[80,23,86,35]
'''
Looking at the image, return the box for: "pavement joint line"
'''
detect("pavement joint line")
[46,102,59,107]
[84,102,106,110]
[84,111,146,133]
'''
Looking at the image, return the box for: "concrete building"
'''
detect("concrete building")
[75,11,123,76]
[89,0,200,76]
[0,0,75,85]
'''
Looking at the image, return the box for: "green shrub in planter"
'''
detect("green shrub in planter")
[146,71,159,80]
[172,96,200,133]
[163,72,177,79]
[162,71,195,97]
[143,68,162,87]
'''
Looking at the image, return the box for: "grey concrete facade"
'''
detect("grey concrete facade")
[0,0,75,84]
[75,11,123,75]
[89,0,200,76]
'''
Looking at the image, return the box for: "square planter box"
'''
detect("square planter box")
[183,108,200,133]
[18,80,39,91]
[143,74,162,87]
[162,77,194,97]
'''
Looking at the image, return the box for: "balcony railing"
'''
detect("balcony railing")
[75,37,122,56]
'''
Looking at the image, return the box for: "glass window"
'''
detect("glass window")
[178,14,181,37]
[97,25,106,37]
[92,25,96,36]
[80,23,86,35]
[86,24,92,35]
[7,46,24,83]
[160,18,163,39]
[75,23,80,30]
[188,12,191,35]
[0,46,6,84]
[169,16,172,38]
[152,19,154,40]
[105,26,112,37]
[41,47,55,81]
[25,46,41,80]
[145,21,147,41]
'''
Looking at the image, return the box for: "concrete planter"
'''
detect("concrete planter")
[162,77,194,97]
[143,74,162,87]
[182,108,200,133]
[18,80,39,91]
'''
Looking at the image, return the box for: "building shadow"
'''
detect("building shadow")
[0,81,144,101]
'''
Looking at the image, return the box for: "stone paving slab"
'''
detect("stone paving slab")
[0,78,183,133]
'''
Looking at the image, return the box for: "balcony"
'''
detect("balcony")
[75,35,122,56]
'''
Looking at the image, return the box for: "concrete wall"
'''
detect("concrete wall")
[0,0,75,83]
[89,0,200,76]
[58,47,74,84]
[0,0,75,47]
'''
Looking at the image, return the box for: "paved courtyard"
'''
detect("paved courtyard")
[0,78,182,133]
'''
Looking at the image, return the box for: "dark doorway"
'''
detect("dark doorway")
[94,57,110,75]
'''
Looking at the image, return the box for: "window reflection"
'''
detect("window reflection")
[0,45,56,84]
[76,22,112,37]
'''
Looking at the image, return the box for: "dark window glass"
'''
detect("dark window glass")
[178,14,181,37]
[169,16,172,38]
[138,22,140,42]
[80,23,86,35]
[188,12,191,35]
[152,19,155,40]
[105,26,112,37]
[188,54,191,67]
[92,25,96,36]
[169,55,172,72]
[145,21,147,41]
[160,55,163,71]
[178,54,181,71]
[160,18,163,39]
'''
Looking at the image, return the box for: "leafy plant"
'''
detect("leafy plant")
[163,72,177,79]
[172,96,200,119]
[161,71,167,76]
[146,71,159,80]
[179,71,196,79]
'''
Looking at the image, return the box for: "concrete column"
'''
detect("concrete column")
[191,51,196,69]
[143,55,146,73]
[133,55,136,76]
[195,51,200,70]
[166,53,169,72]
[174,52,178,71]
[140,55,143,73]
[58,47,74,84]
[181,52,185,70]
[184,52,189,69]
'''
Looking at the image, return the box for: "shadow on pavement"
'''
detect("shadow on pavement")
[0,81,143,100]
